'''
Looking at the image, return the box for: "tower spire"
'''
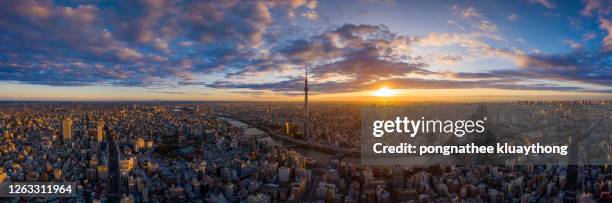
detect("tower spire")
[304,66,309,138]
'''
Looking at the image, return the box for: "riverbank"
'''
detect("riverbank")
[216,116,359,165]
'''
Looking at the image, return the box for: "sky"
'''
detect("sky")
[0,0,611,101]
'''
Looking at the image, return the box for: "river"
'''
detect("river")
[217,116,358,165]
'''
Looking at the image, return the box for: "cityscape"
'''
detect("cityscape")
[0,100,611,202]
[1,0,612,202]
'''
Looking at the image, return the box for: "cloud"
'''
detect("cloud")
[209,73,603,94]
[581,0,611,16]
[506,51,611,86]
[530,0,556,9]
[310,55,431,83]
[0,0,163,86]
[278,24,412,64]
[360,0,396,5]
[282,0,319,20]
[452,6,482,19]
[148,90,209,95]
[577,0,612,52]
[153,38,169,51]
[116,48,143,60]
[451,6,498,33]
[103,0,175,44]
[306,1,318,9]
[0,1,609,96]
[477,20,498,32]
[224,24,424,83]
[582,32,597,41]
[209,23,610,94]
[434,54,463,65]
[600,18,612,51]
[413,32,501,56]
[412,33,609,87]
[563,39,583,49]
[180,1,273,48]
[0,0,314,87]
[507,13,519,21]
[302,10,319,21]
[415,33,478,47]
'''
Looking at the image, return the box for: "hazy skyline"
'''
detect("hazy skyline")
[0,0,611,101]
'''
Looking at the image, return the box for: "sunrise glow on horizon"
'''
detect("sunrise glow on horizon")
[372,87,397,97]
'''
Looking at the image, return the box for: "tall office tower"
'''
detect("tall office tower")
[106,126,122,203]
[97,121,104,142]
[63,117,73,142]
[135,137,145,152]
[285,121,291,136]
[303,66,309,138]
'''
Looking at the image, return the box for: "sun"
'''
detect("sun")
[373,87,397,97]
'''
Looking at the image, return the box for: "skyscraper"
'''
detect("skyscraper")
[303,66,309,138]
[97,120,104,142]
[63,117,73,142]
[106,126,121,203]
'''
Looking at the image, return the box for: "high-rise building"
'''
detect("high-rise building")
[120,158,134,173]
[303,66,309,138]
[107,126,122,203]
[63,117,73,142]
[53,168,62,180]
[97,121,104,142]
[135,137,145,152]
[0,172,7,183]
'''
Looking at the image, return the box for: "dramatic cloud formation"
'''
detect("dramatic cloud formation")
[0,0,610,98]
[0,0,317,86]
[457,51,612,87]
[210,24,611,94]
